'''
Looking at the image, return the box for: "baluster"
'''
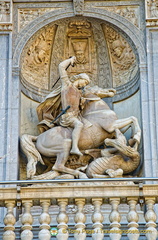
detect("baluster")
[127,198,139,240]
[3,201,16,240]
[39,200,51,240]
[21,200,33,240]
[109,198,121,240]
[56,198,69,240]
[92,198,104,240]
[74,198,86,240]
[145,198,157,240]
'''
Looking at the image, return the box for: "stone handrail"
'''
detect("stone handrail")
[1,180,158,240]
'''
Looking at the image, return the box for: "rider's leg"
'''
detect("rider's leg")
[70,118,83,156]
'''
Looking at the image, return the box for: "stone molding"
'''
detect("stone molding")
[113,70,140,102]
[20,73,50,102]
[146,19,158,27]
[0,183,158,201]
[0,23,12,31]
[12,67,20,76]
[73,0,84,15]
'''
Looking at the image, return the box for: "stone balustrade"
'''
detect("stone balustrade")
[0,181,158,239]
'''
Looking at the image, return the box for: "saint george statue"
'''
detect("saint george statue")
[21,57,141,180]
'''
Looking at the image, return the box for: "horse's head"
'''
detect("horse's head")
[84,85,116,99]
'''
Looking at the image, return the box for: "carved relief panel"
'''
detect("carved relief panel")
[20,17,138,102]
[18,8,62,31]
[102,24,138,87]
[49,18,101,89]
[21,24,57,94]
[90,5,139,28]
[0,1,10,22]
[66,21,93,74]
[147,0,158,18]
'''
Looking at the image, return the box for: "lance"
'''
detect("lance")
[50,105,71,124]
[51,57,75,89]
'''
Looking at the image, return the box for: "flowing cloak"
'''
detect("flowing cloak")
[36,86,62,123]
[36,85,95,130]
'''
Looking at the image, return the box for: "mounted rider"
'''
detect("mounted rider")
[59,56,90,156]
[37,56,91,156]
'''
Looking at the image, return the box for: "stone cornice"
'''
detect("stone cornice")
[0,23,12,31]
[0,183,158,206]
[146,19,158,27]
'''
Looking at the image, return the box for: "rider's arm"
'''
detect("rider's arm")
[58,57,76,86]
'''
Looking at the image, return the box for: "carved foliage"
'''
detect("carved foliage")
[103,24,137,87]
[95,6,139,27]
[18,8,61,31]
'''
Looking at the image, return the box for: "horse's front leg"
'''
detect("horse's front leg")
[110,116,141,145]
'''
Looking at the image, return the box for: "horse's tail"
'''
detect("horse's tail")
[20,134,45,179]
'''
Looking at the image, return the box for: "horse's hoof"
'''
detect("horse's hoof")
[78,172,88,179]
[70,149,83,156]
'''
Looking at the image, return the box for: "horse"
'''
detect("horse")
[21,87,141,179]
